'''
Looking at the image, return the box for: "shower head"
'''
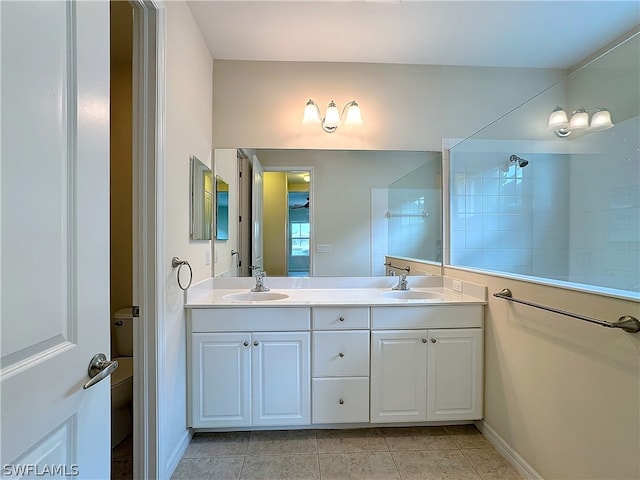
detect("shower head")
[510,154,529,168]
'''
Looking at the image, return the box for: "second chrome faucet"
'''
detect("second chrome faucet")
[250,267,270,292]
[392,273,409,291]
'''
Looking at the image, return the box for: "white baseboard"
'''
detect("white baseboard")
[165,429,193,479]
[475,420,544,480]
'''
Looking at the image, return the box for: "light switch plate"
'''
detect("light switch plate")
[316,244,331,253]
[452,279,462,292]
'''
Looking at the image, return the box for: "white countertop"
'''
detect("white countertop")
[185,276,486,308]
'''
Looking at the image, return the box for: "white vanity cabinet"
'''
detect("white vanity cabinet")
[187,298,486,430]
[370,306,483,423]
[311,307,370,424]
[189,308,311,429]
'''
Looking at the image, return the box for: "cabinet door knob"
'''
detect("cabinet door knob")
[253,341,259,346]
[243,341,249,347]
[422,338,427,343]
[431,338,437,343]
[338,316,345,322]
[338,352,344,358]
[339,399,344,405]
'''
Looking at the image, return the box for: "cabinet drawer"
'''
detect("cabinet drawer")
[312,378,369,424]
[313,331,370,377]
[190,308,310,332]
[371,305,482,329]
[313,307,370,330]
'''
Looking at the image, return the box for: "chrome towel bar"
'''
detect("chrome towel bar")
[493,288,640,333]
[384,261,410,273]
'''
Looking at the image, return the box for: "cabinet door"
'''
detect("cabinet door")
[252,332,311,426]
[427,328,483,421]
[370,330,428,423]
[191,333,251,428]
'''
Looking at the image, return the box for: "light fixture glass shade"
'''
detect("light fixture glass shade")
[302,100,321,125]
[589,109,614,131]
[548,107,569,129]
[344,101,363,126]
[569,108,589,130]
[323,101,341,128]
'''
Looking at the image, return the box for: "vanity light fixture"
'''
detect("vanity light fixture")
[548,106,614,137]
[302,99,363,133]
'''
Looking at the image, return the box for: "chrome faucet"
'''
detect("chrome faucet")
[392,273,409,291]
[250,268,270,292]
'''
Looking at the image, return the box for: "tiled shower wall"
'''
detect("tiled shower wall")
[568,116,640,292]
[450,148,570,279]
[449,116,639,295]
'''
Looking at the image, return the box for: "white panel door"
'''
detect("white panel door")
[370,330,428,423]
[1,1,111,477]
[252,332,310,426]
[427,328,483,421]
[191,333,251,428]
[251,155,264,271]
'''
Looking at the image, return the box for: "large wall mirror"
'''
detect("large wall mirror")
[190,156,213,240]
[232,149,443,277]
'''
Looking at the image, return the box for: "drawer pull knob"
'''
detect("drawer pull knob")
[338,352,344,358]
[338,316,345,322]
[431,338,437,343]
[422,338,427,343]
[339,399,344,405]
[253,341,259,346]
[243,341,249,347]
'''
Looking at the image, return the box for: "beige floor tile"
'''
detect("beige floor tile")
[171,457,244,480]
[247,430,317,455]
[382,427,458,451]
[443,425,492,449]
[392,450,481,480]
[184,432,250,458]
[462,448,524,480]
[240,454,319,480]
[319,452,400,480]
[316,428,388,453]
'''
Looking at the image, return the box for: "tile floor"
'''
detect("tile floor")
[172,425,524,480]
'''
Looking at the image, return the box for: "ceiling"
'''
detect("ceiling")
[187,1,639,69]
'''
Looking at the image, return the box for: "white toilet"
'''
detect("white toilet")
[111,307,134,448]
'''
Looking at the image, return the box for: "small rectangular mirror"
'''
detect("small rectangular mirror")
[215,175,229,240]
[190,156,213,240]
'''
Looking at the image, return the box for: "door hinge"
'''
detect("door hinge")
[132,306,140,317]
[239,215,242,222]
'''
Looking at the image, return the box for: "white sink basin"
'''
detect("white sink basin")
[223,291,290,302]
[382,290,443,300]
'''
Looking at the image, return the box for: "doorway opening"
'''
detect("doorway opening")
[262,169,313,277]
[109,1,135,478]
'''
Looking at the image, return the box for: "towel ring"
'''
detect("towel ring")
[171,257,193,291]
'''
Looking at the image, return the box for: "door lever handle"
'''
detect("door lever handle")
[83,353,118,390]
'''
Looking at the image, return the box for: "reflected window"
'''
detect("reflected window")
[291,222,310,256]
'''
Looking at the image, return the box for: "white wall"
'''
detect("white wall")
[163,1,213,473]
[213,60,565,151]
